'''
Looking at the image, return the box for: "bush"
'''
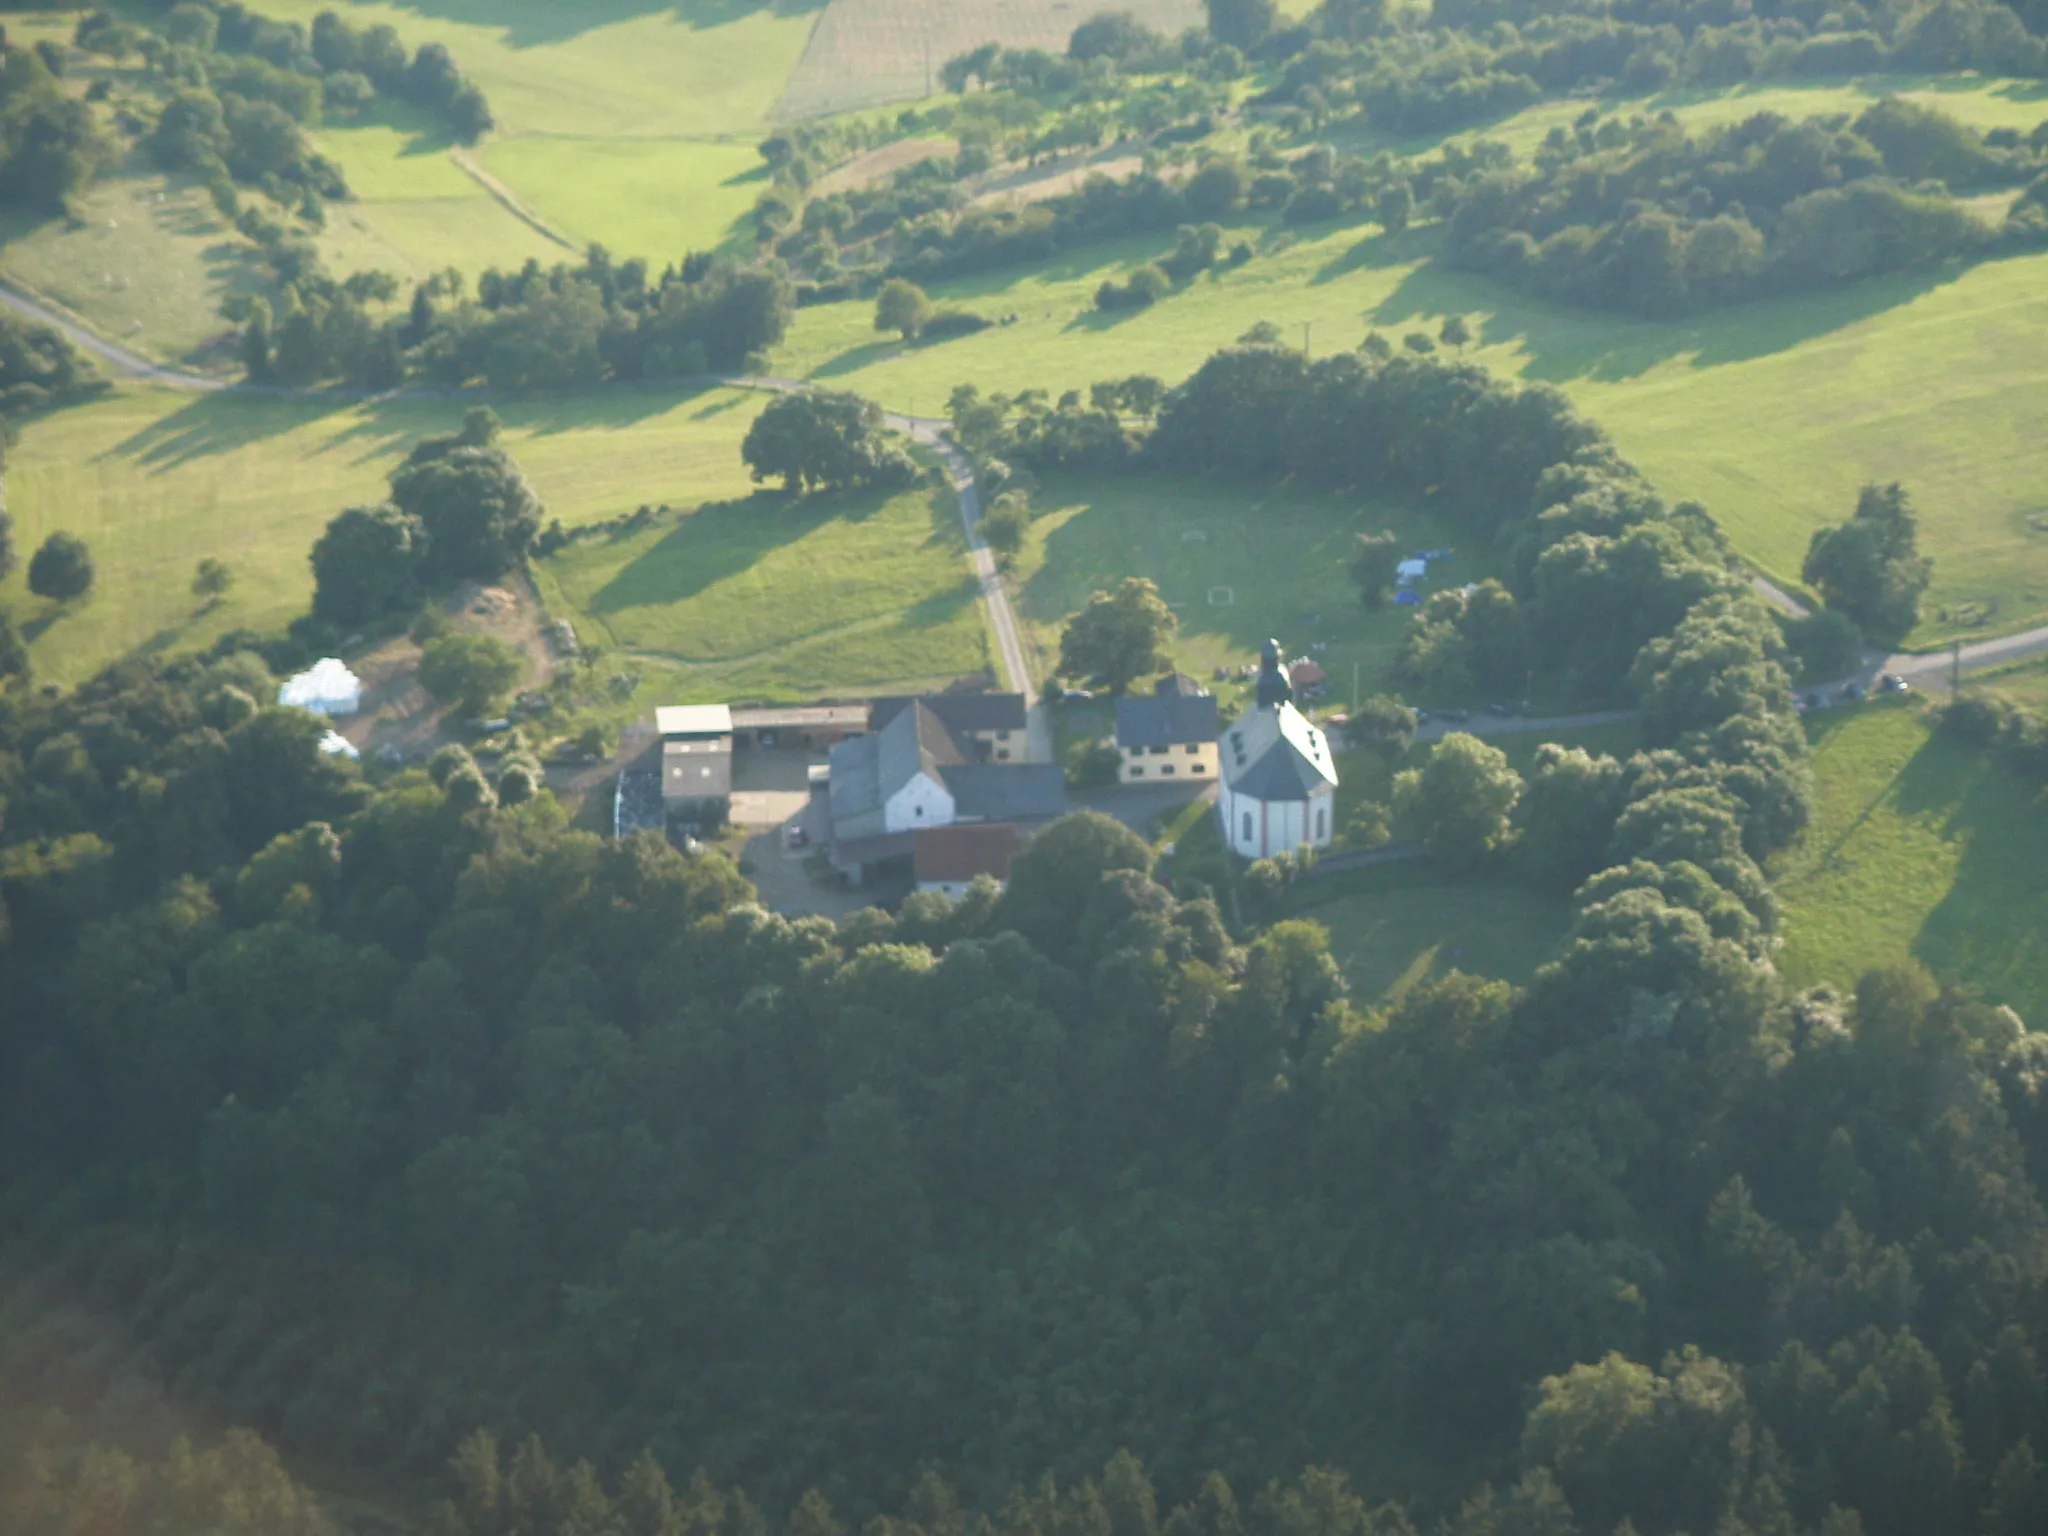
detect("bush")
[1282,184,1342,224]
[1094,263,1170,310]
[920,309,992,340]
[27,531,93,601]
[417,633,524,717]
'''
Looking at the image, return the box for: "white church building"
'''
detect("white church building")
[1217,639,1339,860]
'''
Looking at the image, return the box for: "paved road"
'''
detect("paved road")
[888,411,1037,708]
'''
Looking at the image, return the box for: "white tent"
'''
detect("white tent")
[1395,559,1428,583]
[318,730,360,760]
[279,657,362,717]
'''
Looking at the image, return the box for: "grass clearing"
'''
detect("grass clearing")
[1004,472,1483,711]
[2,383,770,685]
[1773,702,2048,1018]
[1285,867,1570,1003]
[534,482,989,702]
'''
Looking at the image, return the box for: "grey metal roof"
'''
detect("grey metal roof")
[942,763,1067,823]
[828,732,882,823]
[1116,693,1219,750]
[663,739,732,799]
[877,701,962,798]
[872,691,1027,734]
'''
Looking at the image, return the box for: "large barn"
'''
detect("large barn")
[1217,640,1338,860]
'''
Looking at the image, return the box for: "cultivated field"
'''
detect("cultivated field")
[2,383,771,685]
[774,0,1204,120]
[1774,702,2048,1018]
[533,482,990,703]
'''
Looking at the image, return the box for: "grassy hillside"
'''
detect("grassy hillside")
[0,165,274,370]
[778,212,2048,649]
[2,383,771,685]
[533,482,990,703]
[1774,702,2048,1018]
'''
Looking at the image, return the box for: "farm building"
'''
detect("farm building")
[913,823,1019,899]
[657,704,733,818]
[826,700,1063,885]
[1218,640,1338,860]
[872,691,1028,761]
[1114,675,1219,784]
[728,702,869,749]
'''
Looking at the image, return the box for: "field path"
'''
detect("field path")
[447,148,581,253]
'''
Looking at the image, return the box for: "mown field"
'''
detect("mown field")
[532,482,989,704]
[1773,702,2048,1019]
[1003,473,1488,710]
[1,383,771,685]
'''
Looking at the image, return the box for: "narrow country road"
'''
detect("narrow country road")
[0,279,226,389]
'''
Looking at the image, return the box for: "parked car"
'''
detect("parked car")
[1842,683,1866,703]
[1441,707,1472,723]
[1483,701,1515,717]
[1058,687,1095,704]
[1880,673,1911,694]
[1806,692,1827,710]
[785,824,809,849]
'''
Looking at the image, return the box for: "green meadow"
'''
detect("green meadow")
[1774,702,2048,1018]
[533,483,990,704]
[1003,473,1487,708]
[1,383,771,685]
[1286,867,1571,1003]
[777,210,2048,649]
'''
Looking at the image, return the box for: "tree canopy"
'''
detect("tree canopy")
[1057,576,1178,694]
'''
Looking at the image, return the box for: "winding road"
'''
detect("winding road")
[9,277,2046,715]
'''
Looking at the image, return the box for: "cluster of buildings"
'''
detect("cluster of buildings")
[645,638,1339,898]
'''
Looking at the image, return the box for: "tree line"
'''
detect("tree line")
[1441,98,2048,317]
[236,246,792,392]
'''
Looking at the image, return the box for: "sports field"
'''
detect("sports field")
[1005,474,1485,710]
[2,383,770,685]
[533,482,989,703]
[1773,702,2048,1018]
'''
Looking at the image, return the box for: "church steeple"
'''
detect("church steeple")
[1254,638,1292,710]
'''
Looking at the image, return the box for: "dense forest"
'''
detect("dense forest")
[0,341,2044,1536]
